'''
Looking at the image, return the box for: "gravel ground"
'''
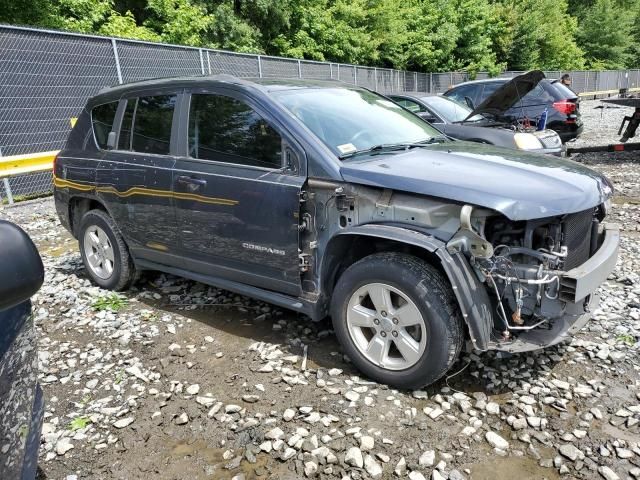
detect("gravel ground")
[1,99,639,480]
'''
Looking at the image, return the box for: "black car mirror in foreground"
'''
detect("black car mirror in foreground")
[0,221,45,311]
[0,220,45,480]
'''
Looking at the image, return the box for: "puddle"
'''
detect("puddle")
[467,455,560,480]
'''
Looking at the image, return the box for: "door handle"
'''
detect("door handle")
[176,175,207,188]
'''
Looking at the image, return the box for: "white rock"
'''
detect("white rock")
[597,466,620,480]
[175,412,189,425]
[113,417,134,429]
[304,461,318,477]
[345,391,360,402]
[558,444,584,461]
[283,408,295,421]
[395,456,407,476]
[432,471,446,480]
[409,472,426,480]
[266,427,285,440]
[186,384,200,395]
[360,435,374,451]
[345,447,364,468]
[281,447,296,461]
[419,450,435,466]
[486,402,500,415]
[364,455,383,478]
[56,438,74,455]
[485,431,509,450]
[196,396,216,407]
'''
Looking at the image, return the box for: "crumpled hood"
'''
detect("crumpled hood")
[340,142,613,221]
[466,70,545,120]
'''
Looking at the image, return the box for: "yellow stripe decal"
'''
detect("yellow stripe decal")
[53,175,238,206]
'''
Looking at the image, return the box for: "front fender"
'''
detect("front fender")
[328,224,493,351]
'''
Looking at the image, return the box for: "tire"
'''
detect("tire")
[331,252,464,389]
[78,209,135,291]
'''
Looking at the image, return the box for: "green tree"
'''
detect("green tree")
[504,0,584,70]
[577,0,632,69]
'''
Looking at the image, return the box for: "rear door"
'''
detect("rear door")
[172,87,305,296]
[95,90,180,265]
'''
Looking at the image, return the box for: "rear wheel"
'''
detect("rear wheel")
[78,209,135,290]
[331,252,463,389]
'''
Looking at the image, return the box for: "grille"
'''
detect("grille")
[562,209,594,270]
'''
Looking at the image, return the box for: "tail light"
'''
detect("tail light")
[552,100,577,115]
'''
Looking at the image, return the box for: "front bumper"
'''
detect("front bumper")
[493,223,620,353]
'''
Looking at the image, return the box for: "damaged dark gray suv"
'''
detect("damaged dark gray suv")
[54,75,620,389]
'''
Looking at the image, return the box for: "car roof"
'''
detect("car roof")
[450,77,553,88]
[95,74,352,99]
[387,92,438,99]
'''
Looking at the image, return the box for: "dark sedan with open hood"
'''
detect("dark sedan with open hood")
[444,71,583,142]
[388,92,563,155]
[54,75,617,389]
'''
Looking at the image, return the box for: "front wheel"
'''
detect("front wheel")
[331,253,464,389]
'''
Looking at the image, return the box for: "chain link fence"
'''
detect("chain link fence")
[1,24,639,203]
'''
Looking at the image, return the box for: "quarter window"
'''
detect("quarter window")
[188,94,282,169]
[91,101,119,149]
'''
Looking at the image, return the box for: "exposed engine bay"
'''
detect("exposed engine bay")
[451,204,607,344]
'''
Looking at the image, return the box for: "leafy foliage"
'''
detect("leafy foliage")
[1,0,639,72]
[92,293,128,312]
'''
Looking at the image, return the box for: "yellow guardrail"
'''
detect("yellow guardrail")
[0,150,59,178]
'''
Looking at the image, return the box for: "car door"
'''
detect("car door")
[172,87,305,296]
[95,90,180,266]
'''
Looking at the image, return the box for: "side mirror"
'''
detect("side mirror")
[106,131,117,149]
[0,221,44,311]
[464,96,475,109]
[418,112,438,123]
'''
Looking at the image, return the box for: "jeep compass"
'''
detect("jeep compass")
[54,75,619,389]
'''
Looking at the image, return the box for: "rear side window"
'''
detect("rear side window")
[479,83,501,101]
[188,94,282,169]
[131,95,176,155]
[519,84,555,106]
[393,98,425,113]
[445,84,480,106]
[92,102,119,149]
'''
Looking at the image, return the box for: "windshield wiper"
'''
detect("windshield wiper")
[339,139,446,159]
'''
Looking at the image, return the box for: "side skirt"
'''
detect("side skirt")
[134,258,319,320]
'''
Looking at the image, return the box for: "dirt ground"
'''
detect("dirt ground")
[1,99,639,480]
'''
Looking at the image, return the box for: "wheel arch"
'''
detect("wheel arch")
[320,224,493,351]
[68,195,109,238]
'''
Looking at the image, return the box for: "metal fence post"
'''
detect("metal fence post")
[329,63,333,79]
[111,38,123,84]
[206,51,212,75]
[354,66,357,86]
[297,59,302,78]
[337,64,340,81]
[2,178,13,204]
[198,49,205,75]
[374,67,378,91]
[257,55,263,78]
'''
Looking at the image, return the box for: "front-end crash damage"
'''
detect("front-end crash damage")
[446,204,620,352]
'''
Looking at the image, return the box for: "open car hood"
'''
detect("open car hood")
[465,70,545,120]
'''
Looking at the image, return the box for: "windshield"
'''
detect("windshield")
[421,95,484,123]
[272,87,442,157]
